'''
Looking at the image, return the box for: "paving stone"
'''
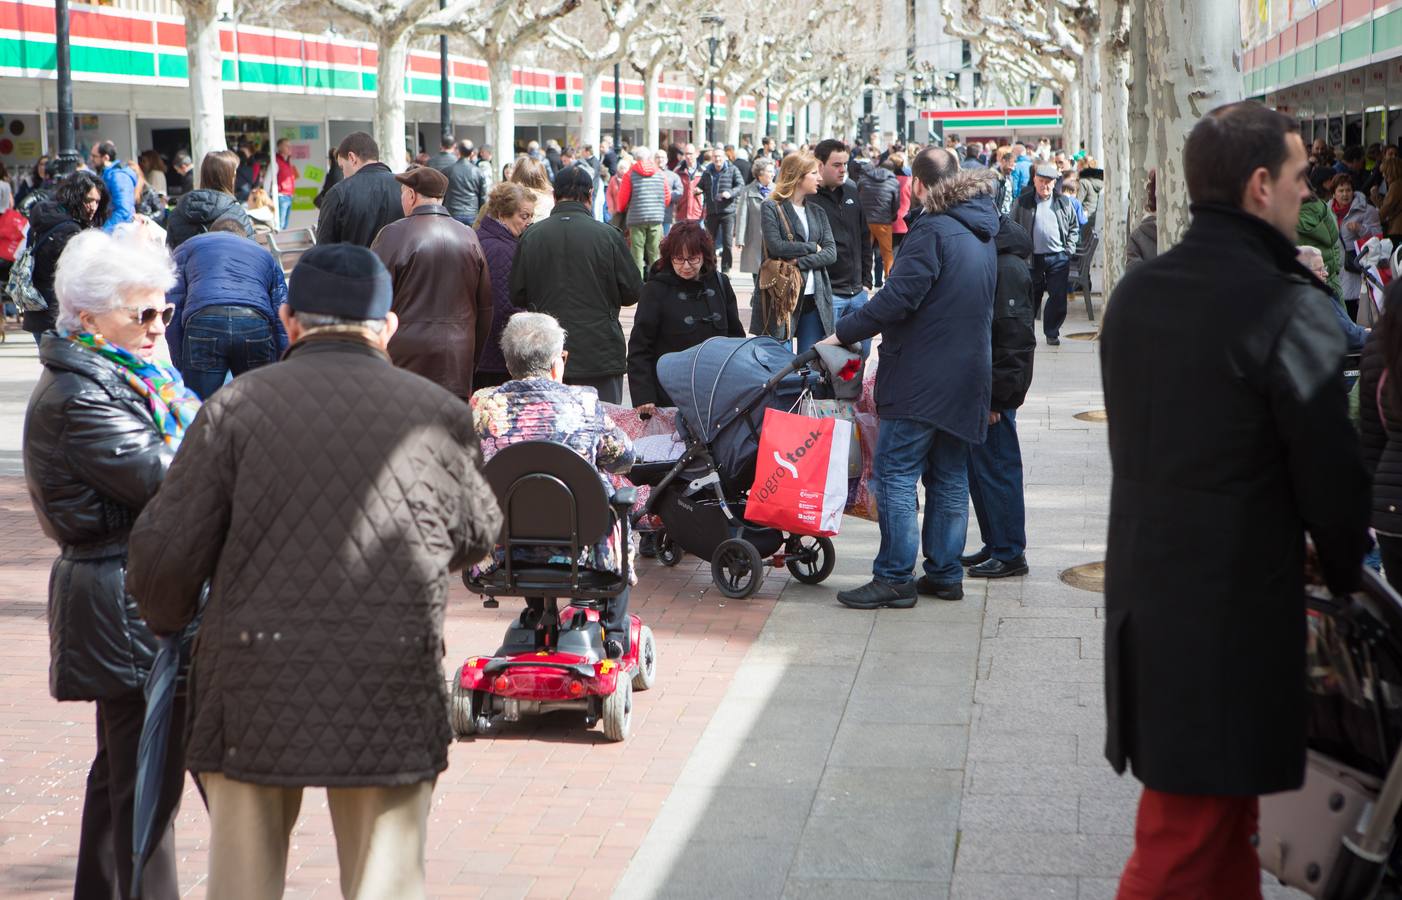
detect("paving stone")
[843,681,973,725]
[790,814,957,882]
[1078,876,1120,899]
[640,784,814,845]
[966,729,1077,763]
[958,793,1080,834]
[784,877,945,899]
[615,836,798,900]
[826,721,969,770]
[951,873,1079,899]
[811,766,962,818]
[953,832,1134,877]
[966,763,1141,798]
[1078,793,1135,836]
[855,650,979,687]
[993,617,1105,639]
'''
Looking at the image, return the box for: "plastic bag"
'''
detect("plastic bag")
[745,407,851,537]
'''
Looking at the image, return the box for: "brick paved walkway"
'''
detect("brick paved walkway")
[0,465,786,898]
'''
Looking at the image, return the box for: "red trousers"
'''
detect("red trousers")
[1116,788,1261,900]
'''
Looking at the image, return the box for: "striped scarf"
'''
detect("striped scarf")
[67,332,201,449]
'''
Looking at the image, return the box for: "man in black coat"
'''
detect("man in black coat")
[1101,101,1370,896]
[509,166,641,403]
[964,215,1035,580]
[1011,163,1079,345]
[315,132,405,247]
[811,139,874,349]
[698,153,744,273]
[444,139,487,227]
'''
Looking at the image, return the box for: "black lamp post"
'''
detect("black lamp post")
[438,0,451,145]
[613,61,622,149]
[702,14,724,145]
[53,0,78,171]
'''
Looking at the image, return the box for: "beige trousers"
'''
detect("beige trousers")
[202,771,434,900]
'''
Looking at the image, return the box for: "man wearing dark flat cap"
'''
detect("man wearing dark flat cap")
[509,165,641,403]
[372,165,494,400]
[126,243,502,899]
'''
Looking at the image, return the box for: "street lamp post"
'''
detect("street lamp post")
[613,61,622,150]
[702,15,724,146]
[438,0,451,146]
[53,0,77,170]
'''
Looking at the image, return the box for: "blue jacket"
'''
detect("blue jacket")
[101,162,138,232]
[835,171,999,443]
[1009,155,1033,201]
[167,232,289,371]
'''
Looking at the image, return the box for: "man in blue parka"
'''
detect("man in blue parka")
[822,146,1000,609]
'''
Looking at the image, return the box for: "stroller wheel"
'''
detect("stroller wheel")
[785,535,836,585]
[657,535,683,567]
[602,677,633,741]
[712,538,764,599]
[449,666,477,738]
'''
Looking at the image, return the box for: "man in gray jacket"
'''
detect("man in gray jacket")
[127,244,501,900]
[444,139,487,227]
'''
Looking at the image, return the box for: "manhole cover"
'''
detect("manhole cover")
[1066,331,1099,341]
[1060,561,1105,593]
[1074,409,1108,423]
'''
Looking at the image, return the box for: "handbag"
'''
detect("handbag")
[757,201,803,339]
[5,222,67,313]
[745,406,851,537]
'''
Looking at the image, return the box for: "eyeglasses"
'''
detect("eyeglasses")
[675,256,705,268]
[121,305,174,326]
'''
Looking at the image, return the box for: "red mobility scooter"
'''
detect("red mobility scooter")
[452,441,657,742]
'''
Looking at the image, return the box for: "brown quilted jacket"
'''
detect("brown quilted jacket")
[127,333,502,787]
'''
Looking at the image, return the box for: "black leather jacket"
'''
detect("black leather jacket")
[444,157,487,221]
[24,335,175,700]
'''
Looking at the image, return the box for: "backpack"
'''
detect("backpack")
[4,222,66,313]
[757,202,804,338]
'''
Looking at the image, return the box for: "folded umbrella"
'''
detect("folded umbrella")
[129,635,179,900]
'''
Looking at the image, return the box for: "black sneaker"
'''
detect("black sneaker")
[915,577,964,601]
[967,556,1029,579]
[837,579,918,609]
[959,548,991,567]
[638,532,658,559]
[1047,336,1061,346]
[604,630,629,659]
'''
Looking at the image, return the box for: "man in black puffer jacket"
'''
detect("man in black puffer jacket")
[699,154,744,272]
[964,215,1036,579]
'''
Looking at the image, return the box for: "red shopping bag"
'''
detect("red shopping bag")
[745,407,852,537]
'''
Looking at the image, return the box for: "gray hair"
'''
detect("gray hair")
[0,180,11,211]
[632,145,655,163]
[291,310,387,334]
[501,312,566,379]
[55,226,176,333]
[751,157,775,179]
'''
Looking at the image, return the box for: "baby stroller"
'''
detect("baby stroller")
[1258,567,1402,898]
[630,337,842,599]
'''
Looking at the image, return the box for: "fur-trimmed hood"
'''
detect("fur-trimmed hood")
[913,167,1000,242]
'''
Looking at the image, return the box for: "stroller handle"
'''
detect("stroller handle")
[761,347,821,394]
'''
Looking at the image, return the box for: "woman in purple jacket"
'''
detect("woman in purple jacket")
[473,183,538,389]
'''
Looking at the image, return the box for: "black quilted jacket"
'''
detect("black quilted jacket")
[127,333,502,786]
[24,335,176,701]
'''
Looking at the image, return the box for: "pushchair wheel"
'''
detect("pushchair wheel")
[657,535,683,567]
[449,666,477,738]
[785,535,836,585]
[602,677,633,741]
[712,538,764,599]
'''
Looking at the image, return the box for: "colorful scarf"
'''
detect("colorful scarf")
[67,332,201,449]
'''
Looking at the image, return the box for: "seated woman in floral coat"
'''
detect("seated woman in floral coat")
[470,311,636,655]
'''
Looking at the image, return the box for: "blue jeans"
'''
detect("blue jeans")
[832,290,870,360]
[453,213,476,228]
[966,409,1026,561]
[1032,252,1071,340]
[179,306,280,399]
[872,418,971,585]
[277,194,292,230]
[795,305,825,353]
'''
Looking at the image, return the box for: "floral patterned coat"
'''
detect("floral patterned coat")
[470,378,636,577]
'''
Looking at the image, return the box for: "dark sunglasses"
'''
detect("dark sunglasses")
[121,305,175,326]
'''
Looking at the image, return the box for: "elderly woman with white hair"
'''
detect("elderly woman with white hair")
[1297,243,1369,353]
[470,311,637,656]
[22,225,200,900]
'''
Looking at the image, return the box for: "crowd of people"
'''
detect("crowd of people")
[52,96,1402,899]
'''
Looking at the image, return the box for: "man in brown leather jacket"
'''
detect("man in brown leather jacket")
[372,165,493,400]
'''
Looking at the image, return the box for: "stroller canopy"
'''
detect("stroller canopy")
[656,337,810,476]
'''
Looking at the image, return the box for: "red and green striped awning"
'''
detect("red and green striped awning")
[919,107,1063,130]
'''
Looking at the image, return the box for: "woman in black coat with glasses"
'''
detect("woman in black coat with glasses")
[626,220,745,413]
